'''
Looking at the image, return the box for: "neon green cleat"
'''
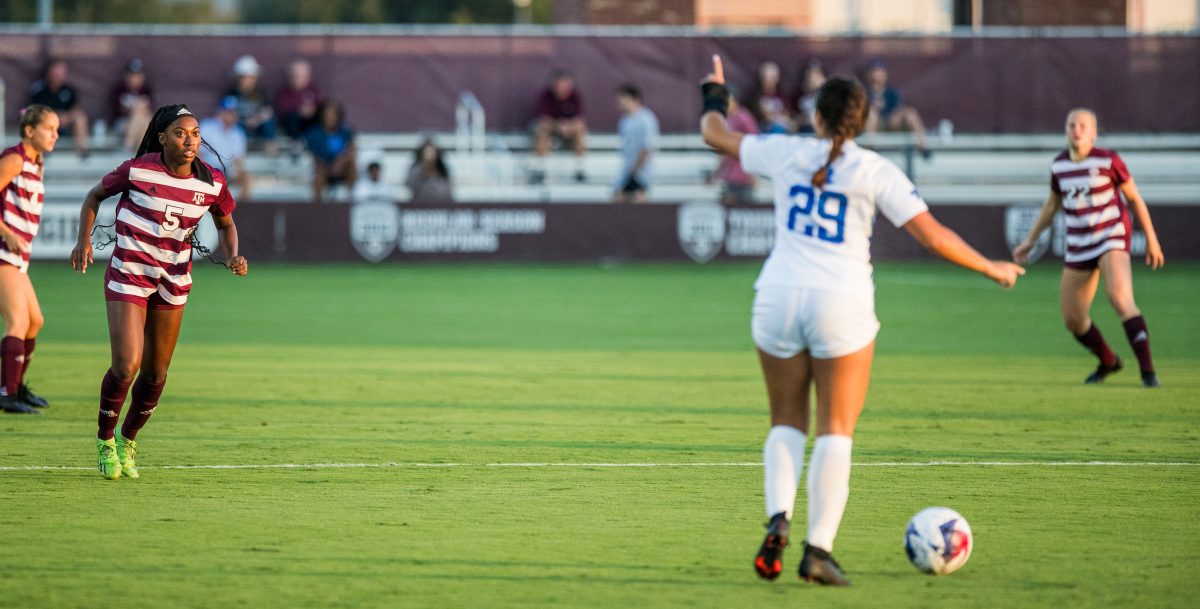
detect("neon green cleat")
[116,435,139,479]
[97,438,121,480]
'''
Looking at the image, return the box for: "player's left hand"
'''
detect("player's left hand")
[1145,239,1164,270]
[227,255,248,276]
[702,54,725,85]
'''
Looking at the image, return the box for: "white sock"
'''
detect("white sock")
[763,425,806,519]
[806,434,853,551]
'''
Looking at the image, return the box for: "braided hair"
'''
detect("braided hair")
[95,104,227,266]
[811,77,869,189]
[135,104,217,185]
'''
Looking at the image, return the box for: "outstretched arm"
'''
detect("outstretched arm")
[1120,179,1164,269]
[1012,191,1062,264]
[699,55,743,158]
[904,211,1024,287]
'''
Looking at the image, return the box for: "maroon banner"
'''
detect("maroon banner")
[2,32,1198,134]
[228,202,1200,264]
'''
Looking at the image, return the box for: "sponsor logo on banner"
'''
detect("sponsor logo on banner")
[350,203,400,263]
[676,201,726,263]
[398,208,546,254]
[1004,205,1052,263]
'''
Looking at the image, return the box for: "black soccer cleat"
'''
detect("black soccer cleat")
[754,512,790,580]
[1084,357,1123,384]
[0,394,39,414]
[1141,371,1160,388]
[798,542,850,586]
[17,384,49,408]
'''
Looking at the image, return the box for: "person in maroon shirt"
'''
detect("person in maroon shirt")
[531,70,587,184]
[275,59,323,141]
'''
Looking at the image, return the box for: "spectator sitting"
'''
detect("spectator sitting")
[862,58,931,157]
[110,58,154,152]
[224,55,278,155]
[28,57,89,156]
[353,160,400,205]
[305,100,356,203]
[531,69,587,184]
[712,91,759,205]
[792,58,826,135]
[613,84,659,204]
[405,139,453,203]
[199,96,251,201]
[275,59,323,143]
[745,61,792,134]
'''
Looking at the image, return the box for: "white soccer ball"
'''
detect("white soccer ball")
[904,507,973,575]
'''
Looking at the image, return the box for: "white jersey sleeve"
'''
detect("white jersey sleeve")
[739,134,796,179]
[874,163,929,227]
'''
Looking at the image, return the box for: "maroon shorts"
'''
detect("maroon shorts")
[1064,237,1131,271]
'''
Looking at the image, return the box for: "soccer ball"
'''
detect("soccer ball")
[904,507,973,575]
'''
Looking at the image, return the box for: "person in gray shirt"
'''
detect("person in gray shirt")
[613,84,659,203]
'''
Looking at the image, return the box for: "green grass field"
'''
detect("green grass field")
[1,260,1197,609]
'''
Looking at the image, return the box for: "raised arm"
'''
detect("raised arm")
[699,55,743,158]
[1119,178,1164,269]
[903,211,1024,287]
[1012,191,1062,264]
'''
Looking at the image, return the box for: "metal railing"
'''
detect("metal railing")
[455,91,486,156]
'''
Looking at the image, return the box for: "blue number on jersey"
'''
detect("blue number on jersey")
[786,185,847,244]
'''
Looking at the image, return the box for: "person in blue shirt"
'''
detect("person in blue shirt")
[613,84,659,203]
[862,59,930,158]
[305,100,357,203]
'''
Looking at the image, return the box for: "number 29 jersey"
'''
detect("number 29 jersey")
[739,135,928,297]
[99,153,236,307]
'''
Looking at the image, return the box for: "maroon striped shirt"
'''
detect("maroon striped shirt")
[1049,147,1132,263]
[0,143,45,272]
[100,153,235,306]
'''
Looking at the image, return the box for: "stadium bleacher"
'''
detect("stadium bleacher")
[41,131,1200,207]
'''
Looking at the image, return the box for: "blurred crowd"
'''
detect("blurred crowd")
[23,54,927,206]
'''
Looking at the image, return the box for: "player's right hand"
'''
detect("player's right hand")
[71,242,93,273]
[1011,241,1033,264]
[986,260,1025,288]
[2,232,29,255]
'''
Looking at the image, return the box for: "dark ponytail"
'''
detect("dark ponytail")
[136,104,215,186]
[811,77,869,189]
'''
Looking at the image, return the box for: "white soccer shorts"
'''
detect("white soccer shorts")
[751,286,880,359]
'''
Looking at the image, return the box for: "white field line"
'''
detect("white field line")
[0,460,1197,472]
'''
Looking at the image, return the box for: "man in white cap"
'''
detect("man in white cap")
[223,54,277,154]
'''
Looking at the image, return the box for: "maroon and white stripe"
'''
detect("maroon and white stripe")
[1050,148,1132,264]
[100,153,233,306]
[0,144,45,272]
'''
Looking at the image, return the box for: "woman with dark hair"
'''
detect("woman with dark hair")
[700,56,1022,585]
[405,138,452,203]
[305,100,357,202]
[744,61,792,134]
[71,104,248,480]
[0,105,58,414]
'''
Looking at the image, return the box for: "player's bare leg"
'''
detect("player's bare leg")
[0,267,36,413]
[754,349,813,579]
[1061,267,1121,383]
[795,341,875,586]
[17,272,47,407]
[1099,251,1157,386]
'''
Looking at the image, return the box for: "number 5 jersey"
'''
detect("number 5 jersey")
[99,153,235,308]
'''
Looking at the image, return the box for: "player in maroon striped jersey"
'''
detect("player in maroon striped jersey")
[71,104,248,479]
[1013,109,1164,387]
[0,105,58,414]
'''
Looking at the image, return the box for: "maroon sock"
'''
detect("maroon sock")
[1122,316,1155,374]
[0,336,25,397]
[97,369,133,440]
[21,337,35,383]
[121,376,166,440]
[1073,323,1116,367]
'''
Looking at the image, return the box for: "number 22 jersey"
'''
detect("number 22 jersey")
[739,135,928,297]
[99,153,235,307]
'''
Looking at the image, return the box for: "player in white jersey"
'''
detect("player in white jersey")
[1013,109,1164,387]
[699,56,1023,585]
